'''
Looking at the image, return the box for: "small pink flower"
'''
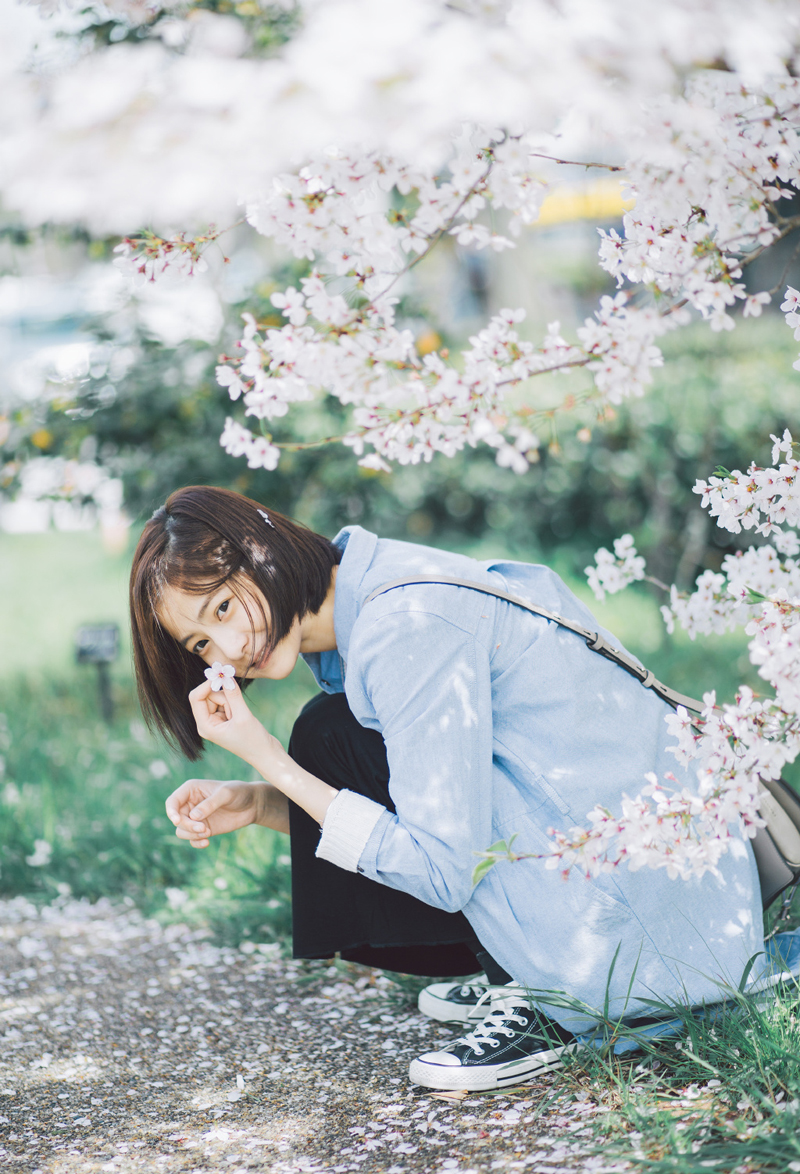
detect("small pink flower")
[781,286,800,314]
[205,662,236,692]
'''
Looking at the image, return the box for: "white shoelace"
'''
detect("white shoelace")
[457,1004,529,1057]
[452,984,486,998]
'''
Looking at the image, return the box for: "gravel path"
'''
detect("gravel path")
[0,897,631,1174]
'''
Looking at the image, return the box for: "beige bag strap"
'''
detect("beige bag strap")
[364,574,704,713]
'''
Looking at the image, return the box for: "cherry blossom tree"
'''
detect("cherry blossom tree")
[4,0,799,473]
[5,0,800,878]
[569,420,800,884]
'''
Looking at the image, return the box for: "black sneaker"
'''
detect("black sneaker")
[409,992,578,1090]
[417,977,488,1023]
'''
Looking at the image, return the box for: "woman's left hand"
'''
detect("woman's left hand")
[188,677,278,768]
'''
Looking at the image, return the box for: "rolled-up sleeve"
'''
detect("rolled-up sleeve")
[324,608,495,912]
[316,788,389,872]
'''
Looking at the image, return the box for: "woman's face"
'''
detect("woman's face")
[157,578,302,681]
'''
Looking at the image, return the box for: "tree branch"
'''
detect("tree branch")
[372,155,497,302]
[527,152,625,173]
[644,573,671,593]
[768,229,800,297]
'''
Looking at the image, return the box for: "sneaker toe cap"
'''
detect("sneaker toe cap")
[418,983,456,1003]
[416,1050,463,1067]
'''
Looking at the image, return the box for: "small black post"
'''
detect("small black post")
[96,661,114,723]
[75,624,120,725]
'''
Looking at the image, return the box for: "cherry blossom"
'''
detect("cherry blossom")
[113,228,226,285]
[215,142,688,472]
[4,1,799,231]
[213,83,799,473]
[781,286,800,371]
[5,4,800,476]
[553,429,800,880]
[585,535,646,602]
[204,662,237,692]
[744,292,771,318]
[597,76,800,326]
[693,425,800,538]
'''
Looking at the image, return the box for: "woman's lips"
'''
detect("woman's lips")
[240,638,269,675]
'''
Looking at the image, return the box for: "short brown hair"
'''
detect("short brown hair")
[130,486,340,760]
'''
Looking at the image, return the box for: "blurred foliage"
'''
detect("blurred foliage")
[0,671,316,944]
[76,0,301,57]
[0,529,133,678]
[5,312,800,596]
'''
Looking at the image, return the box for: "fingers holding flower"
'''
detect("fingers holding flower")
[188,674,276,767]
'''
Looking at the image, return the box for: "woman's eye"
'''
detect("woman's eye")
[193,639,208,655]
[217,600,230,618]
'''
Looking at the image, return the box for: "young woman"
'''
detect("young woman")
[130,484,763,1091]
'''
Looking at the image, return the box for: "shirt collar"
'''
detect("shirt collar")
[330,525,378,664]
[299,525,378,693]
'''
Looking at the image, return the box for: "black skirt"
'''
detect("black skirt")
[287,691,483,977]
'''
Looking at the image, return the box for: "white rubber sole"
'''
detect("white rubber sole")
[408,1042,580,1091]
[417,986,487,1024]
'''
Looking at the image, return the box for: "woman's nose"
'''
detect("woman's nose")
[215,626,248,665]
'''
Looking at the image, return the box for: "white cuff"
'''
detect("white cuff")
[315,789,385,872]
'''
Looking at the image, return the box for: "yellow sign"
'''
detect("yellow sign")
[535,176,635,227]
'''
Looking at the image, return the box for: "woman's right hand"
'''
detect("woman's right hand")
[166,779,266,849]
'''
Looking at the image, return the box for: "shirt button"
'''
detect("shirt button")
[357,866,364,874]
[321,679,329,687]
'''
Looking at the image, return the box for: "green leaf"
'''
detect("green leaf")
[737,951,764,994]
[712,466,732,479]
[484,837,512,855]
[602,941,623,1023]
[472,857,498,886]
[472,834,522,886]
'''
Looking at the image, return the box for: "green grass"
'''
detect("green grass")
[0,670,318,944]
[542,976,800,1174]
[0,529,137,679]
[0,529,323,942]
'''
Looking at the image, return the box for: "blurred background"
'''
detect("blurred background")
[3,169,800,946]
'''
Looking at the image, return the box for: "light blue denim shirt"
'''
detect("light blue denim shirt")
[303,526,763,1031]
